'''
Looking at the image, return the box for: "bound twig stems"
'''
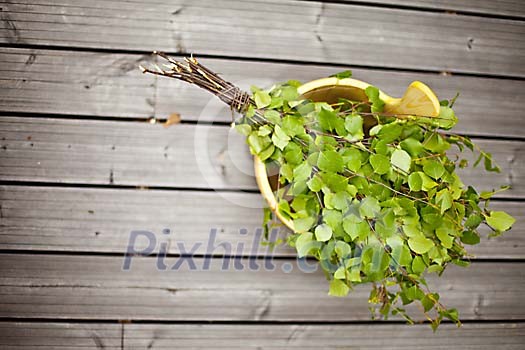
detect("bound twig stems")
[139,52,252,114]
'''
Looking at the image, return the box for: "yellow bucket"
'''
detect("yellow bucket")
[253,77,440,232]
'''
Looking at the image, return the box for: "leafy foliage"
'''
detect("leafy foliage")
[234,75,515,330]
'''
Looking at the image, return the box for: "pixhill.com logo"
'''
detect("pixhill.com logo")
[122,228,318,273]
[122,228,399,276]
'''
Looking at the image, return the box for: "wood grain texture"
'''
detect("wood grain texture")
[1,1,525,76]
[0,186,523,258]
[0,254,523,321]
[0,322,524,350]
[1,48,524,138]
[1,117,522,197]
[0,322,122,350]
[335,0,525,18]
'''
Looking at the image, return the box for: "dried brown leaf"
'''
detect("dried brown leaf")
[164,113,181,128]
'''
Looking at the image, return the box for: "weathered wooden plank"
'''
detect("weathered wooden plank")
[0,322,122,350]
[123,323,525,349]
[0,186,523,258]
[0,185,271,255]
[0,117,256,190]
[0,322,523,350]
[0,117,522,197]
[0,48,155,118]
[1,1,524,76]
[0,254,523,321]
[336,0,525,18]
[1,48,524,138]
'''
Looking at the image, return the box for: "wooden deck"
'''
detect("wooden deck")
[0,0,524,348]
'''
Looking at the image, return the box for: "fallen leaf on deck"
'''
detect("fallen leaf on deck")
[164,113,181,128]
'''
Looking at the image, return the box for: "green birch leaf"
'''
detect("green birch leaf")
[420,172,438,190]
[373,140,388,155]
[293,217,316,233]
[347,184,358,197]
[329,279,350,297]
[287,79,302,88]
[295,232,317,257]
[403,224,420,238]
[344,114,364,140]
[245,104,255,118]
[406,286,425,301]
[423,160,445,180]
[318,108,342,132]
[408,235,434,254]
[365,86,385,113]
[283,143,303,165]
[258,144,275,161]
[331,70,353,79]
[293,162,312,183]
[345,215,366,237]
[334,266,346,279]
[323,209,343,231]
[315,224,333,242]
[332,191,351,211]
[234,124,251,136]
[307,175,323,192]
[485,211,516,232]
[254,90,271,108]
[436,189,453,214]
[321,172,348,192]
[483,152,501,173]
[391,149,411,174]
[359,197,381,219]
[435,106,458,129]
[480,186,510,200]
[408,172,423,192]
[378,123,402,143]
[436,227,454,249]
[442,308,460,323]
[280,163,293,182]
[344,148,362,172]
[370,154,390,175]
[268,96,283,109]
[465,214,483,229]
[281,86,299,101]
[247,132,270,154]
[422,294,437,312]
[264,109,281,124]
[271,124,290,150]
[369,124,382,136]
[257,125,272,136]
[400,138,424,157]
[335,241,352,257]
[460,230,480,245]
[412,256,426,274]
[282,115,304,137]
[348,268,361,282]
[318,150,344,173]
[343,215,364,240]
[365,86,380,100]
[424,133,450,153]
[473,153,483,168]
